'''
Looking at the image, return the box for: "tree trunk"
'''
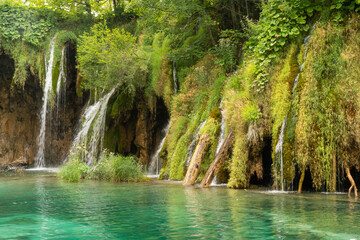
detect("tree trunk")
[182,134,211,186]
[200,130,234,188]
[113,0,117,15]
[346,166,358,197]
[297,166,306,193]
[208,26,216,47]
[331,153,336,192]
[245,0,249,18]
[229,0,238,29]
[85,0,92,17]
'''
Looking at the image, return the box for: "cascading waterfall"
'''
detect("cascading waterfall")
[148,122,170,175]
[173,62,178,94]
[275,115,288,191]
[56,46,67,117]
[185,120,207,168]
[275,26,315,191]
[211,101,226,186]
[72,88,115,165]
[34,36,56,168]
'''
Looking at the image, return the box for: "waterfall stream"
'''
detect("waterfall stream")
[275,27,315,191]
[185,120,207,168]
[148,122,170,176]
[34,37,56,168]
[72,88,115,165]
[211,101,226,186]
[56,46,67,116]
[173,62,178,94]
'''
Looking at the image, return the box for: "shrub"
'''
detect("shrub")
[58,155,89,182]
[88,153,144,182]
[58,151,144,182]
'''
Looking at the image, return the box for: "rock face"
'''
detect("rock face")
[0,43,167,168]
[105,93,169,165]
[0,43,87,169]
[0,53,41,168]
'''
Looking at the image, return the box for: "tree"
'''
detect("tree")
[77,21,146,91]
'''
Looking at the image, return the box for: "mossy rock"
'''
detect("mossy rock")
[209,107,221,122]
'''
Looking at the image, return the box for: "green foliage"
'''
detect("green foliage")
[241,104,262,123]
[58,150,144,182]
[160,55,225,180]
[270,44,298,162]
[58,153,90,182]
[0,4,55,47]
[211,30,245,72]
[198,117,220,181]
[147,32,173,105]
[127,0,207,34]
[224,63,252,188]
[227,131,248,188]
[77,21,146,90]
[168,134,191,180]
[246,0,320,91]
[295,23,346,190]
[88,153,144,182]
[245,0,360,91]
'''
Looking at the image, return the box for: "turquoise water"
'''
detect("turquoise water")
[0,171,359,239]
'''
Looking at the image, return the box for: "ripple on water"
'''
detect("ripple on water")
[0,171,359,239]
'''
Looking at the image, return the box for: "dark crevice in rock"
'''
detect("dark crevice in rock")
[104,91,170,166]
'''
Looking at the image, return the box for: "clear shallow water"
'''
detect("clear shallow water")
[0,172,359,239]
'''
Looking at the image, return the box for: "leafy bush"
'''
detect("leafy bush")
[88,153,144,182]
[0,4,55,47]
[58,155,90,182]
[58,149,144,182]
[77,21,147,90]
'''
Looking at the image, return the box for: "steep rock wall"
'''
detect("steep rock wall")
[0,53,41,168]
[0,42,88,168]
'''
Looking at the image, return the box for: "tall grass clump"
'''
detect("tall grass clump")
[58,155,90,182]
[58,150,144,182]
[88,153,144,182]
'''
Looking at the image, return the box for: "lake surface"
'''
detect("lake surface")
[0,171,359,239]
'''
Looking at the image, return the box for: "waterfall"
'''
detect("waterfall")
[185,120,207,168]
[173,62,178,94]
[275,115,288,191]
[211,101,226,186]
[215,101,226,155]
[72,88,115,165]
[148,122,170,175]
[56,46,67,115]
[34,36,56,168]
[275,26,315,191]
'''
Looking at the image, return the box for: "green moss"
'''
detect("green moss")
[294,23,348,191]
[103,126,122,153]
[52,60,60,91]
[110,91,134,118]
[227,131,248,188]
[241,103,261,123]
[198,117,220,182]
[149,33,171,98]
[168,135,190,180]
[209,108,221,122]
